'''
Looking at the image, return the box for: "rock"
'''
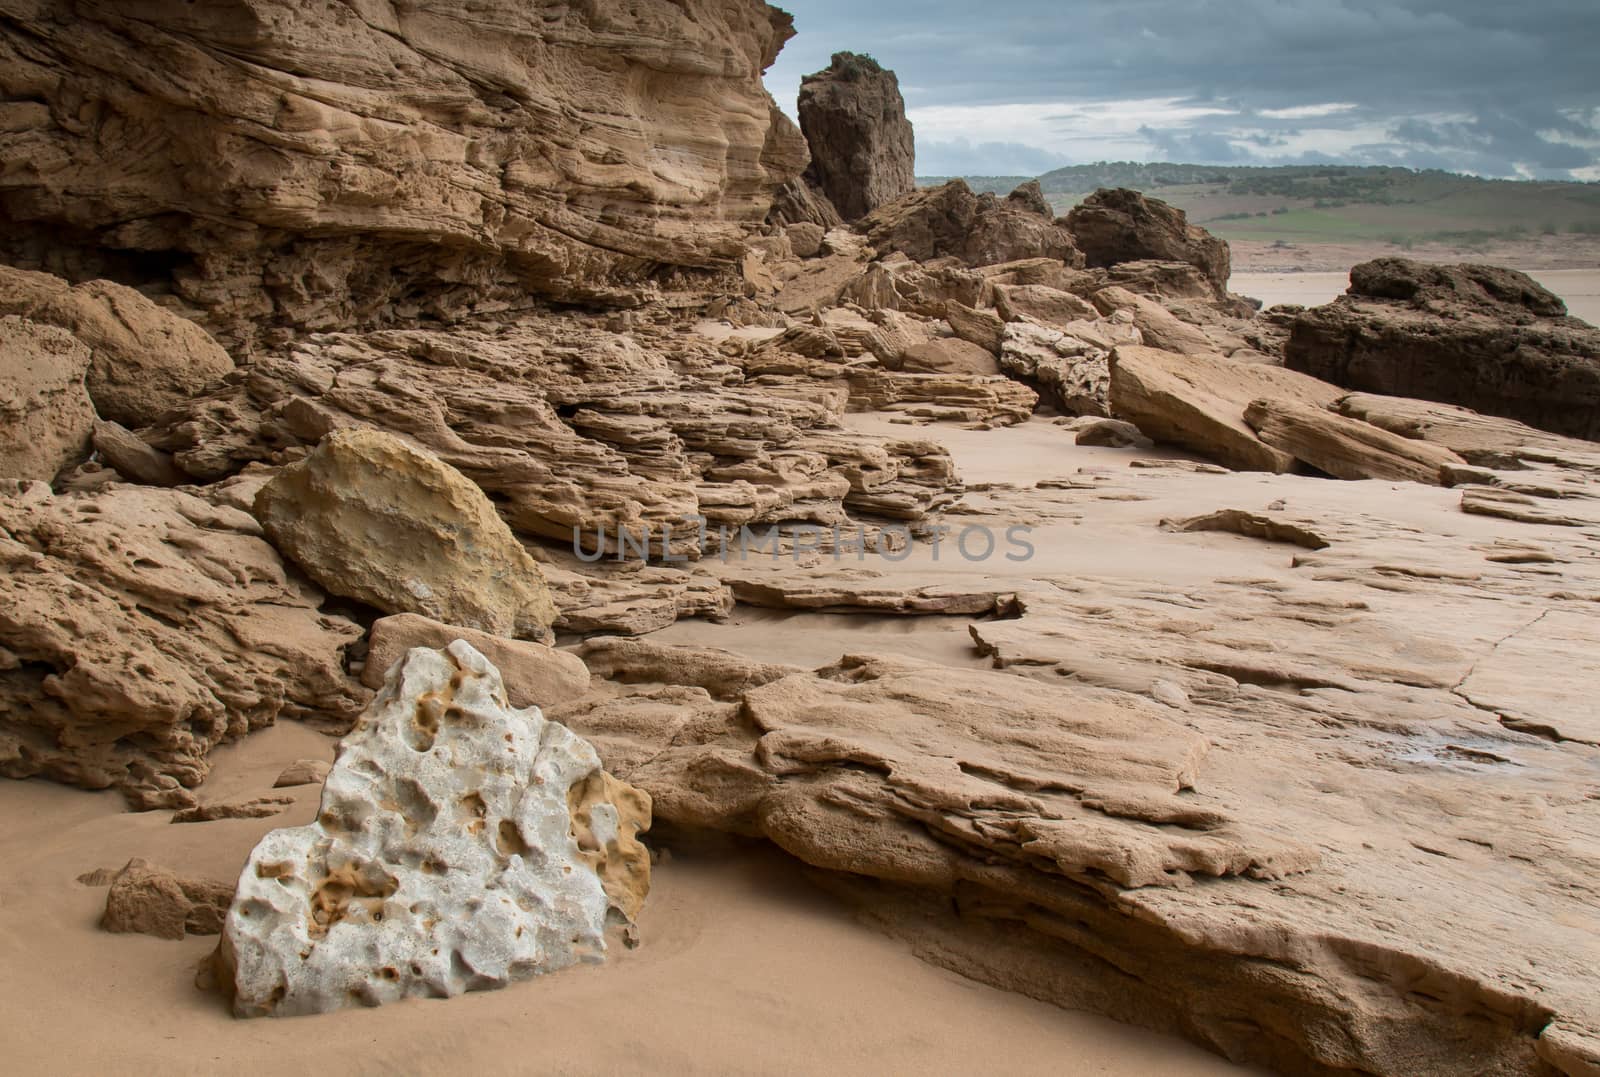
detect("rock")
[101,858,235,940]
[255,429,558,640]
[998,318,1143,417]
[1285,259,1600,440]
[543,562,736,638]
[1090,286,1218,356]
[1005,180,1053,218]
[1336,392,1598,465]
[171,796,296,824]
[0,484,368,809]
[145,315,961,563]
[1065,188,1231,298]
[898,338,1001,377]
[91,420,187,487]
[1160,509,1330,550]
[0,267,234,425]
[796,52,915,221]
[838,259,986,316]
[767,175,846,230]
[944,302,1006,354]
[716,565,1020,616]
[992,284,1098,326]
[1242,397,1465,484]
[362,613,590,710]
[274,760,331,789]
[1073,418,1152,449]
[0,2,806,341]
[0,315,93,480]
[786,222,828,259]
[1108,345,1343,472]
[215,640,651,1018]
[859,181,1084,268]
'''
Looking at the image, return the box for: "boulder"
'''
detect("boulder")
[0,266,233,425]
[362,613,591,710]
[898,338,1001,377]
[254,429,559,640]
[215,640,651,1017]
[1243,397,1466,485]
[767,175,846,230]
[1073,418,1152,448]
[796,52,916,220]
[785,222,828,259]
[0,2,806,340]
[992,284,1099,326]
[1005,180,1053,218]
[1090,286,1218,356]
[1108,345,1343,472]
[91,420,187,487]
[999,321,1124,416]
[944,302,1006,354]
[859,181,1084,268]
[1065,188,1231,297]
[0,484,368,809]
[101,858,235,940]
[1285,259,1600,440]
[996,314,1140,416]
[0,315,94,480]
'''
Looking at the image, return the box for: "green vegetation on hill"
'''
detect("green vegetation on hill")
[917,164,1600,248]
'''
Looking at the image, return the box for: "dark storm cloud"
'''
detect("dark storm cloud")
[767,0,1600,178]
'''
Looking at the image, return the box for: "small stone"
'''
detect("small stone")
[100,858,235,940]
[273,759,332,789]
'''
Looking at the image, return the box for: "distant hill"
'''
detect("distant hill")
[917,164,1600,250]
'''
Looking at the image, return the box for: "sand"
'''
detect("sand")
[0,705,1256,1075]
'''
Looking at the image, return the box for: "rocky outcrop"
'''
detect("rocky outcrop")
[859,181,1084,268]
[255,429,559,640]
[1108,345,1342,472]
[1243,397,1465,484]
[0,316,93,480]
[0,267,234,425]
[1065,189,1231,298]
[0,483,368,809]
[1285,259,1600,440]
[362,613,590,710]
[100,858,235,940]
[145,315,962,562]
[796,53,915,221]
[0,1,806,341]
[216,641,650,1017]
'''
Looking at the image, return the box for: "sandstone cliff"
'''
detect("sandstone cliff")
[0,0,807,343]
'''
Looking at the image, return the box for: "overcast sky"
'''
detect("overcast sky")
[766,0,1600,180]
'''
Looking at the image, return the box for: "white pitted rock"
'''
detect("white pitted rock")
[255,428,559,639]
[217,640,651,1018]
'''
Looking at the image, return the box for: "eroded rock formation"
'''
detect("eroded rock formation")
[0,315,93,480]
[1286,258,1600,439]
[0,482,368,809]
[859,181,1084,268]
[0,0,806,341]
[217,640,650,1017]
[1065,188,1232,298]
[797,52,916,221]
